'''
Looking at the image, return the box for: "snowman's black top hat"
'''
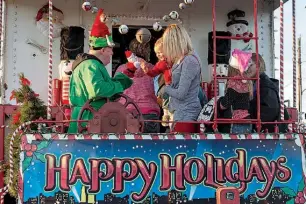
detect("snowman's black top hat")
[226,9,248,27]
[226,20,248,27]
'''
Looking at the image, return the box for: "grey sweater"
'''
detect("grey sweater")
[165,53,202,121]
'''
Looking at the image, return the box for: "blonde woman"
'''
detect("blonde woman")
[162,24,202,124]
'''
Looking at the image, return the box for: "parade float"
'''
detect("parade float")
[0,0,305,203]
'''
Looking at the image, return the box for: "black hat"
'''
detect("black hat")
[226,9,248,27]
[227,9,245,20]
[207,31,231,64]
[60,26,85,60]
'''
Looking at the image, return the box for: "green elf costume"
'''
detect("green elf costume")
[68,9,133,133]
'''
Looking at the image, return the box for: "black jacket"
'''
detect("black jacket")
[205,99,232,133]
[250,73,289,132]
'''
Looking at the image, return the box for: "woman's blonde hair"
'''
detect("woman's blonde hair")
[162,24,193,64]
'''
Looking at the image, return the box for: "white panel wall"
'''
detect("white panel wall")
[3,0,275,104]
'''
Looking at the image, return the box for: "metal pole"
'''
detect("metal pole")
[0,0,3,105]
[0,0,4,202]
[0,0,5,105]
[292,0,297,108]
[298,37,302,112]
[253,0,260,132]
[212,0,218,131]
[48,0,53,120]
[279,0,285,120]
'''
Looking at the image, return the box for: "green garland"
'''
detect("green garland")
[4,73,46,197]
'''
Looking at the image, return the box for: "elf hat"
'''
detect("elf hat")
[89,9,115,48]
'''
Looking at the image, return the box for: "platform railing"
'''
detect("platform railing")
[0,110,302,203]
[211,0,262,132]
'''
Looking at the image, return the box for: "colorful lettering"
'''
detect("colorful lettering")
[43,149,292,202]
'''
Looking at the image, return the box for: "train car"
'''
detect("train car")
[0,0,305,204]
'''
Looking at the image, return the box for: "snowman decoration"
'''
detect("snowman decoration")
[226,9,253,53]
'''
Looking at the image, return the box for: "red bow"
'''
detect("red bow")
[33,92,39,97]
[236,32,253,43]
[243,32,253,43]
[10,91,16,101]
[12,112,21,125]
[21,77,31,86]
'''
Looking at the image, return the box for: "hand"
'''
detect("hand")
[157,97,163,106]
[142,66,149,73]
[137,58,145,63]
[140,61,149,73]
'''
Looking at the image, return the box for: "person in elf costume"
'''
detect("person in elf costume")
[68,9,133,133]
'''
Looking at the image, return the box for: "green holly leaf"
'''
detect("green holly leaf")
[286,198,295,204]
[281,187,296,197]
[37,141,50,151]
[34,152,46,163]
[22,156,32,172]
[298,178,305,192]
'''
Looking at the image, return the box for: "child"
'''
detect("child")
[141,38,173,127]
[117,39,161,133]
[218,49,253,134]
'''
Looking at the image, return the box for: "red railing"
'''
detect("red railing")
[212,0,261,132]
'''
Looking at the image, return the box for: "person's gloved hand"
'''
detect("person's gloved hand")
[114,72,133,90]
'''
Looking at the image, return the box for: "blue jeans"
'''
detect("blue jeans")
[231,124,252,134]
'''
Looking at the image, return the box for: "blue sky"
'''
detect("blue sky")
[274,0,306,112]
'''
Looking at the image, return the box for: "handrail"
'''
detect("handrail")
[211,0,261,132]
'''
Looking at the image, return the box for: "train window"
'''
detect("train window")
[111,26,164,76]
